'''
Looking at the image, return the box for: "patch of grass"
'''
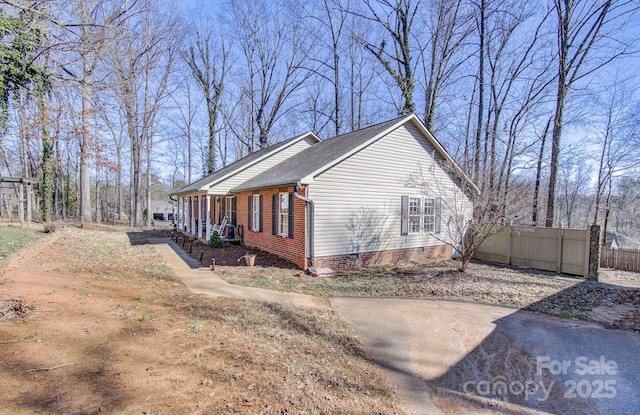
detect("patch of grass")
[97,357,108,374]
[0,228,43,259]
[139,309,152,322]
[191,316,203,333]
[112,304,139,319]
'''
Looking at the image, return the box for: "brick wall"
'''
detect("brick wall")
[235,186,308,269]
[314,244,452,270]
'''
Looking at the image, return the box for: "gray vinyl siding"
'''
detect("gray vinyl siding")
[311,124,473,258]
[208,136,316,194]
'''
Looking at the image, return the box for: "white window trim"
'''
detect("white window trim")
[225,196,236,225]
[278,193,289,237]
[409,196,422,234]
[252,194,260,232]
[423,197,436,233]
[408,196,436,235]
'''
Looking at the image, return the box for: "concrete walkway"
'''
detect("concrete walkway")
[150,238,328,309]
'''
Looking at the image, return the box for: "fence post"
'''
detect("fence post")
[507,225,512,265]
[556,226,563,274]
[587,225,601,281]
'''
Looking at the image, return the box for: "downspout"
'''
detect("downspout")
[293,184,314,268]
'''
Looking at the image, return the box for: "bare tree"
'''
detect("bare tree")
[232,0,313,150]
[545,0,637,227]
[181,28,228,174]
[419,0,473,132]
[357,0,421,115]
[591,76,637,240]
[404,161,522,272]
[166,72,204,184]
[51,0,132,224]
[557,143,593,228]
[107,0,178,227]
[304,0,351,136]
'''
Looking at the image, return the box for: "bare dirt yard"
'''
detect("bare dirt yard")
[0,225,403,414]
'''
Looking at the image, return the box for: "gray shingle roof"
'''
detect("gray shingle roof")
[170,133,315,196]
[232,115,412,192]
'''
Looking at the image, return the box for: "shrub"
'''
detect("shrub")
[43,223,56,234]
[209,231,222,248]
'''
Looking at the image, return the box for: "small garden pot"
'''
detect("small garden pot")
[243,254,256,267]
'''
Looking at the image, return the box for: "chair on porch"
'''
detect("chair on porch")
[212,216,227,238]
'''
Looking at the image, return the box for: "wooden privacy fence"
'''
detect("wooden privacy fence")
[600,247,640,272]
[474,226,599,278]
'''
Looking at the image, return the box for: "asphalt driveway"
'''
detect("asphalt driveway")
[330,298,639,415]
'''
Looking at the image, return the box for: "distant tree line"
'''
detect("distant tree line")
[0,0,638,240]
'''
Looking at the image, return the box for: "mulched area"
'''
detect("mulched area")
[170,231,299,269]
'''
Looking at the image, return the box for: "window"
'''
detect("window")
[423,198,436,233]
[401,195,440,235]
[252,194,261,232]
[409,197,422,234]
[225,196,236,225]
[278,193,289,236]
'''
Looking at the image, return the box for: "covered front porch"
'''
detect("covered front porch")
[173,193,237,242]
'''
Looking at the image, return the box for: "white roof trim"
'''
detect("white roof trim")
[300,114,479,194]
[197,132,320,192]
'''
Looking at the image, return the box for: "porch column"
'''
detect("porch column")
[172,198,175,226]
[197,195,203,239]
[182,197,187,231]
[179,197,184,230]
[206,195,211,242]
[190,196,195,234]
[186,197,190,233]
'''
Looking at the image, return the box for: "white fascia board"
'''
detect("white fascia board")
[199,132,320,192]
[300,175,314,185]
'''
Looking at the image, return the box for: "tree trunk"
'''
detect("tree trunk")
[473,0,485,185]
[95,163,101,223]
[533,119,550,225]
[546,78,566,227]
[38,95,53,224]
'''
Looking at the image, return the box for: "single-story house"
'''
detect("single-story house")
[172,114,478,270]
[170,132,320,240]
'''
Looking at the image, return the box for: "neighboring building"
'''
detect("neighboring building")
[603,231,640,249]
[173,114,478,270]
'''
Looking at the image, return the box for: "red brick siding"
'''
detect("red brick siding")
[314,244,452,270]
[234,186,308,269]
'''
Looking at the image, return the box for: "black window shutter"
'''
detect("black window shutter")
[401,195,409,236]
[435,197,441,234]
[259,195,264,232]
[231,197,237,225]
[248,195,252,230]
[272,193,277,235]
[288,192,294,238]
